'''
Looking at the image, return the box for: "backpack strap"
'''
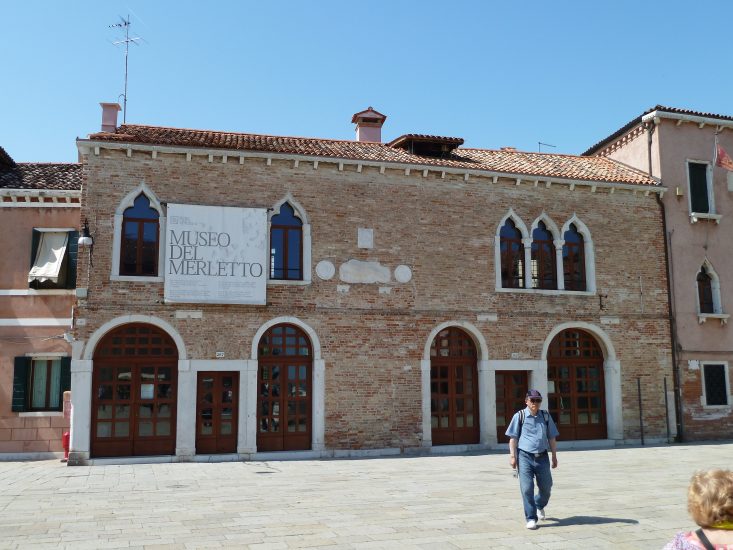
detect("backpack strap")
[695,529,716,550]
[518,409,525,441]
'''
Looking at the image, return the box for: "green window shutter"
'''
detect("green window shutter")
[66,231,78,289]
[29,229,41,289]
[29,229,41,269]
[58,357,72,411]
[12,357,31,412]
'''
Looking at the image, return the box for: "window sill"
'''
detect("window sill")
[110,275,164,283]
[698,313,730,325]
[700,403,732,410]
[495,288,595,296]
[267,279,311,286]
[690,212,722,224]
[18,411,64,417]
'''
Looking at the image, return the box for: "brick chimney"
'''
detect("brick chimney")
[100,103,122,133]
[351,107,387,143]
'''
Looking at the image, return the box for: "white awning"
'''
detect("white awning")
[28,232,68,283]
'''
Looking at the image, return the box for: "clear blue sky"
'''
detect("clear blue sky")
[2,1,733,163]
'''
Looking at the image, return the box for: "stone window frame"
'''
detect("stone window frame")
[495,210,595,295]
[267,195,311,286]
[699,361,732,409]
[695,259,729,325]
[529,213,561,290]
[560,215,596,293]
[110,183,166,283]
[495,209,530,291]
[686,159,722,223]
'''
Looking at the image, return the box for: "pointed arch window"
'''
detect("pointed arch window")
[270,203,303,280]
[120,194,159,276]
[697,266,715,314]
[563,224,586,291]
[531,221,557,289]
[500,219,524,288]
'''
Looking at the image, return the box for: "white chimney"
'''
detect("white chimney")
[100,103,122,132]
[351,107,387,143]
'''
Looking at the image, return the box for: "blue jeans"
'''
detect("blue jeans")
[517,449,553,521]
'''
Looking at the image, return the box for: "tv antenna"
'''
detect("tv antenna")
[110,15,143,124]
[538,142,556,153]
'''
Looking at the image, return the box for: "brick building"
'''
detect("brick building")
[67,105,674,464]
[0,146,81,458]
[585,106,733,441]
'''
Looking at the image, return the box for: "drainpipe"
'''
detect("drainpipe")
[648,121,684,442]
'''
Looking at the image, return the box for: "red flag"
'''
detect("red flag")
[716,144,733,171]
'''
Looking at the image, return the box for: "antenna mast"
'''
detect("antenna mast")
[110,15,142,124]
[538,142,556,153]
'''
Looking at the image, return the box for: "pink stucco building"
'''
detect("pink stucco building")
[585,106,733,441]
[0,146,81,457]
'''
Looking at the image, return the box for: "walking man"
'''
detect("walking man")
[505,389,559,530]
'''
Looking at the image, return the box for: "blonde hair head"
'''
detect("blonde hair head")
[688,469,733,528]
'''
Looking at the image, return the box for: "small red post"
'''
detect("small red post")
[62,431,70,462]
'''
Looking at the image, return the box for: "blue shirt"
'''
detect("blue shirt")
[505,407,560,453]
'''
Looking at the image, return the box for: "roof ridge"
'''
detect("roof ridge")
[17,162,82,166]
[119,124,388,147]
[86,123,658,186]
[459,147,620,160]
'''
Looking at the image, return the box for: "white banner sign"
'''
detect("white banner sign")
[164,203,267,305]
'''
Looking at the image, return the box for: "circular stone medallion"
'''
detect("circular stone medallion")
[394,265,412,283]
[315,260,336,280]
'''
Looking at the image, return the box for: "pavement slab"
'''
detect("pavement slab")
[0,443,731,549]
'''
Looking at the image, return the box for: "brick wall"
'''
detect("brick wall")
[75,148,673,447]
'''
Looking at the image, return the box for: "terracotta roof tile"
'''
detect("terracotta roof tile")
[0,163,82,191]
[87,124,657,186]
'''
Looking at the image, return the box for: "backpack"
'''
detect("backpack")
[517,408,550,440]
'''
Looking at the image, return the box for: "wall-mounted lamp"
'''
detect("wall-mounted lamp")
[78,219,94,267]
[78,220,93,247]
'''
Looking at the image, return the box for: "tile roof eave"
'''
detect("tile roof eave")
[79,137,661,190]
[640,108,733,129]
[584,105,733,156]
[0,188,80,196]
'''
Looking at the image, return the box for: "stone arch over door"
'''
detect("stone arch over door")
[69,315,187,463]
[542,322,622,440]
[250,317,324,452]
[90,323,179,457]
[421,321,491,447]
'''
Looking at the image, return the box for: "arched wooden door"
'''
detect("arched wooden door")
[257,324,312,451]
[92,324,178,457]
[430,327,480,445]
[547,329,607,440]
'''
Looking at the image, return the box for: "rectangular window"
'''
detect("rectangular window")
[12,357,71,412]
[703,364,728,406]
[28,229,78,290]
[688,162,711,214]
[30,359,62,410]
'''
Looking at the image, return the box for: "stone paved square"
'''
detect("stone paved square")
[0,443,731,549]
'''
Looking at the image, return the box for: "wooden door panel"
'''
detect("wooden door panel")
[257,360,312,452]
[496,371,528,443]
[91,324,178,458]
[547,329,606,441]
[196,372,239,454]
[430,328,479,446]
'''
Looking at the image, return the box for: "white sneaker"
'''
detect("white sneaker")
[537,508,546,520]
[526,519,538,530]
